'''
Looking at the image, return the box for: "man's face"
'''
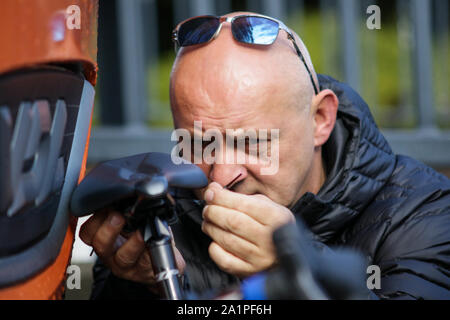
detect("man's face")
[170,22,317,208]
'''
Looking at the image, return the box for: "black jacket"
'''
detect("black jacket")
[91,75,450,300]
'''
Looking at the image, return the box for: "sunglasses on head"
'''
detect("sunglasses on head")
[172,14,319,95]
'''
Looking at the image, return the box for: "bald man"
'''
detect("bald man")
[81,12,450,299]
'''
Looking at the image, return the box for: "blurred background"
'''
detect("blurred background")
[67,0,450,299]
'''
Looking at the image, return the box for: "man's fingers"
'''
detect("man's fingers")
[202,205,263,245]
[202,221,260,263]
[79,210,108,246]
[204,185,295,226]
[91,212,125,258]
[208,241,253,277]
[114,230,146,269]
[204,186,274,225]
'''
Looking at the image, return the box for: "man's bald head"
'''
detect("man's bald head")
[168,12,338,208]
[170,12,319,118]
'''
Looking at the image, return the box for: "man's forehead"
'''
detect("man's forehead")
[172,28,304,91]
[222,11,254,17]
[170,12,316,121]
[175,106,282,132]
[172,13,315,89]
[181,124,281,142]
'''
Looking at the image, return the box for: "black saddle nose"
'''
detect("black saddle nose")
[70,152,207,217]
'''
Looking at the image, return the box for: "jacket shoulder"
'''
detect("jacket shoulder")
[344,155,450,298]
[346,155,450,233]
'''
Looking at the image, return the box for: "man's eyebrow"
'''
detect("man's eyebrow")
[232,132,274,140]
[225,128,274,137]
[189,130,225,140]
[187,128,278,139]
[191,127,226,135]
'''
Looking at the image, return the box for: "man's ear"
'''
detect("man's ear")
[311,89,339,147]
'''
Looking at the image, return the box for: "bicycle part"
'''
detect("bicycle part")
[70,152,208,217]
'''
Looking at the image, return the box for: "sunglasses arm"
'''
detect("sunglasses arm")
[276,20,319,94]
[286,32,319,95]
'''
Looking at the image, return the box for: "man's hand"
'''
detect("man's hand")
[201,182,295,278]
[79,209,186,286]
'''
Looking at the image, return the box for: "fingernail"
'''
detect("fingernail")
[204,190,214,202]
[109,213,122,227]
[202,205,208,218]
[209,182,222,189]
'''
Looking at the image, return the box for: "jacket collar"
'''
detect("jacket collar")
[291,75,397,243]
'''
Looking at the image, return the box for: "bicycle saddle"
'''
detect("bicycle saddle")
[70,152,208,217]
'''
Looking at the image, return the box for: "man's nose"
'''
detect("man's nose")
[208,163,247,188]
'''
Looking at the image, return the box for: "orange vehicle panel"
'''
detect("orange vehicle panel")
[0,0,98,299]
[0,0,98,85]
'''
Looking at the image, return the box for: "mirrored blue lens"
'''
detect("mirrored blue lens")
[178,17,220,46]
[232,17,279,45]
